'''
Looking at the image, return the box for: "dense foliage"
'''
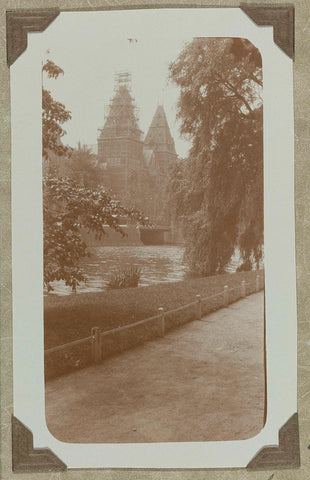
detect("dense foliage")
[42,60,72,158]
[69,144,105,189]
[169,38,263,274]
[43,176,148,291]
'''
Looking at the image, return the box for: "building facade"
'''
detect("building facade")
[97,73,177,225]
[143,104,177,177]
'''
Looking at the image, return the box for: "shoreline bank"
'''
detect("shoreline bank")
[45,270,264,379]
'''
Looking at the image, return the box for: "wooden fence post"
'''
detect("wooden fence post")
[91,327,101,363]
[158,307,165,337]
[241,280,246,298]
[256,274,260,292]
[223,285,229,307]
[196,294,202,319]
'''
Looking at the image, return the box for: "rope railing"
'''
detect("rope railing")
[164,300,197,316]
[200,291,224,302]
[100,313,162,338]
[45,272,264,361]
[44,335,92,355]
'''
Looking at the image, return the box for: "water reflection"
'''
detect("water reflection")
[46,246,187,296]
[45,246,254,296]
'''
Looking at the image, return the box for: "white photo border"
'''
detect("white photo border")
[11,8,296,469]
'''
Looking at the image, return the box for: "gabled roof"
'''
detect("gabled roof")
[144,105,176,154]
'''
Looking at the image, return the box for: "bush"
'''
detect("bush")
[107,265,141,289]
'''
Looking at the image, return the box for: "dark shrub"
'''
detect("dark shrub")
[107,265,141,289]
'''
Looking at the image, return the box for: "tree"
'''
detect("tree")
[70,144,105,189]
[169,38,263,275]
[43,176,148,291]
[42,61,148,291]
[42,60,72,158]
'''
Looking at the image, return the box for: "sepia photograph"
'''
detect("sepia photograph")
[42,14,265,444]
[9,6,297,470]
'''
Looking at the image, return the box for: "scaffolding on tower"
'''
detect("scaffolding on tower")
[114,71,132,91]
[99,71,142,140]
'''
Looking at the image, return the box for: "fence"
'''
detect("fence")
[44,272,264,379]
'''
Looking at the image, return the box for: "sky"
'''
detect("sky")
[41,11,194,158]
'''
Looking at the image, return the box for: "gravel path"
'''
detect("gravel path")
[45,292,265,443]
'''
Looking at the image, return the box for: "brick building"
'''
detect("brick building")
[97,73,177,224]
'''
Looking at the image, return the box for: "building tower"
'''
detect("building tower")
[97,72,144,195]
[143,105,177,176]
[141,105,178,227]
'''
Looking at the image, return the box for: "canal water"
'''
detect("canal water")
[45,245,249,296]
[46,245,188,296]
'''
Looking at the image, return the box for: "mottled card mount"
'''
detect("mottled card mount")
[241,4,295,59]
[6,9,60,66]
[6,4,295,66]
[8,4,297,473]
[247,413,300,470]
[11,414,300,472]
[12,416,67,472]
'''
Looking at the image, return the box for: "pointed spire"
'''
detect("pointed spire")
[144,105,176,154]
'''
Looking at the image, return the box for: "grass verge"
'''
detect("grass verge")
[45,270,262,349]
[45,270,263,379]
